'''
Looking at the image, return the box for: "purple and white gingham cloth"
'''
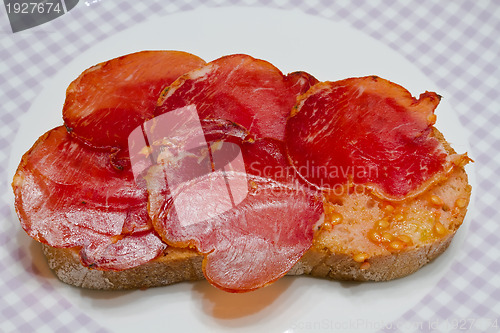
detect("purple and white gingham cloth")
[1,1,499,332]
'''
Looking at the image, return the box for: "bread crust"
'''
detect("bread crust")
[42,245,204,290]
[42,234,455,289]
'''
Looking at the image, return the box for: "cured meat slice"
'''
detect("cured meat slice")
[141,106,322,291]
[155,54,318,141]
[12,126,165,270]
[147,170,322,292]
[63,51,206,149]
[286,76,462,200]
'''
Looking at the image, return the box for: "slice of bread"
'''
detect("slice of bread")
[40,130,471,290]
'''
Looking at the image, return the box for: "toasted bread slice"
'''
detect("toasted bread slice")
[290,165,470,281]
[40,129,471,290]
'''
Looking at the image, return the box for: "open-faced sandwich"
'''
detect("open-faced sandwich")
[12,51,471,292]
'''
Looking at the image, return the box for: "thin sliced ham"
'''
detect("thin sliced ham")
[12,126,165,270]
[285,76,463,200]
[63,51,206,149]
[147,170,322,292]
[155,54,317,141]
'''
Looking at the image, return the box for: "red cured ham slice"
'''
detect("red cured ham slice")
[286,76,460,200]
[147,170,322,292]
[141,107,322,291]
[63,51,206,149]
[12,126,165,270]
[155,54,317,141]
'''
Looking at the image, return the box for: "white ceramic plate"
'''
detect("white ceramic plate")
[7,7,474,333]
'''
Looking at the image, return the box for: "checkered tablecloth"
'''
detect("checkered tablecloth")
[1,1,498,332]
